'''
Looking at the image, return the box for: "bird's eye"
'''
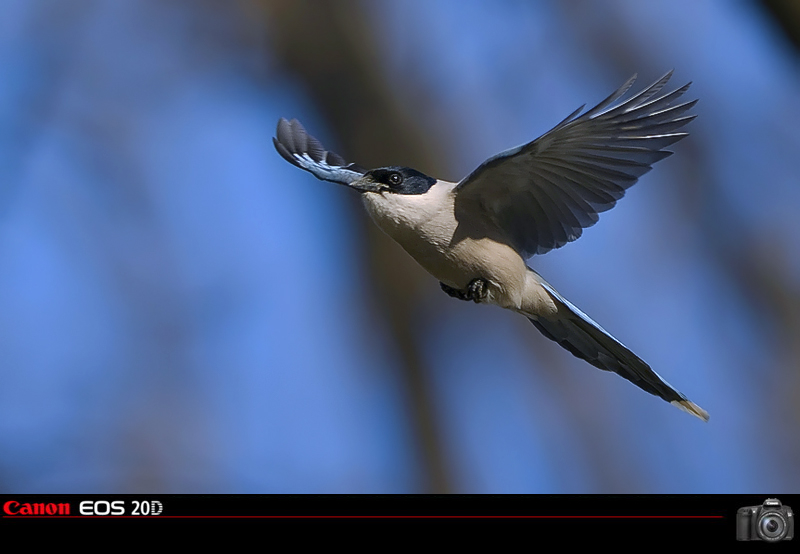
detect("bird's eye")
[388,172,403,186]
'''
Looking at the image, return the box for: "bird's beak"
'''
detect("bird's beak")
[347,176,383,193]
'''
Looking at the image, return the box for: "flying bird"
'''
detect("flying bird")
[273,71,708,422]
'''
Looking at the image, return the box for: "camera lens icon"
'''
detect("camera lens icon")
[759,513,787,541]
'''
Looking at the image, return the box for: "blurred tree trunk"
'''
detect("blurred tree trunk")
[260,0,454,493]
[761,0,800,52]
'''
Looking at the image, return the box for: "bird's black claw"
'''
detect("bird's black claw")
[440,278,489,303]
[466,278,488,303]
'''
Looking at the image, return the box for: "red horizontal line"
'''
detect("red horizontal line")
[3,515,725,519]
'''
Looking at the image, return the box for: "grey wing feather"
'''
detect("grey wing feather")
[530,279,709,421]
[456,71,697,257]
[273,118,365,185]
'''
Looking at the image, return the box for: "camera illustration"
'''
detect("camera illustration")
[737,498,794,542]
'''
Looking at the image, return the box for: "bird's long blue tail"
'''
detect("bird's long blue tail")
[529,281,709,422]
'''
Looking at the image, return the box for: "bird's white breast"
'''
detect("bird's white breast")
[361,181,462,279]
[360,180,533,313]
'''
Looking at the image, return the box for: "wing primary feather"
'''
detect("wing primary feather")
[643,99,699,120]
[543,104,587,135]
[532,162,622,206]
[534,171,602,227]
[579,73,638,119]
[273,118,365,185]
[618,70,675,108]
[525,184,573,248]
[592,71,678,120]
[603,82,691,121]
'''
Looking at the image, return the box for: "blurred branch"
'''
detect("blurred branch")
[260,0,454,492]
[761,0,800,52]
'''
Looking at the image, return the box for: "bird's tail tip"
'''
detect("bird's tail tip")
[671,399,710,422]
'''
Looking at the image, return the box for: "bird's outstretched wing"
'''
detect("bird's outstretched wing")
[531,279,709,421]
[455,71,696,258]
[273,118,365,185]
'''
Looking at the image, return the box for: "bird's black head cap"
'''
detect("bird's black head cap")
[366,166,437,195]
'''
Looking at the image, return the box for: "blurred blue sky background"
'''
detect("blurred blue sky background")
[1,0,799,493]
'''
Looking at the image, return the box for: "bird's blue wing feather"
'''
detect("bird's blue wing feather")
[456,71,696,258]
[273,118,365,185]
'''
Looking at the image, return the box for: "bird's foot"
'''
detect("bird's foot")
[439,278,488,303]
[466,278,488,303]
